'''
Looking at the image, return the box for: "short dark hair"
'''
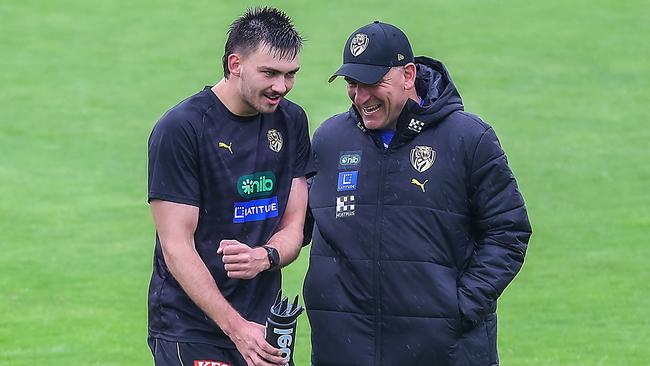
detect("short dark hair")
[222,7,303,78]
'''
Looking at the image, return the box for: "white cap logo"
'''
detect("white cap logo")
[350,33,369,57]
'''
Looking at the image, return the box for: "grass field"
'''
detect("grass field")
[1,0,649,365]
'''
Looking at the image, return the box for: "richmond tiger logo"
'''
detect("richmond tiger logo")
[409,146,435,172]
[267,129,283,153]
[350,33,369,57]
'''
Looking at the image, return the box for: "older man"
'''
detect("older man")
[304,21,532,366]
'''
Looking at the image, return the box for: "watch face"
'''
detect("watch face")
[265,246,280,270]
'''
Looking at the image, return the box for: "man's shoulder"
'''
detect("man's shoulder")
[164,90,215,122]
[440,110,493,138]
[314,110,355,136]
[153,90,214,134]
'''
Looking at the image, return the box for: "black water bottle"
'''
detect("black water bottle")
[265,290,303,366]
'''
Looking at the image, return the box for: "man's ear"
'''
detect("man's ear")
[403,63,417,90]
[228,53,242,77]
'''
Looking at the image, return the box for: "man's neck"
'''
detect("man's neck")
[408,88,422,106]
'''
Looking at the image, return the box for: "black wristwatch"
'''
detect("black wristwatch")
[262,246,280,271]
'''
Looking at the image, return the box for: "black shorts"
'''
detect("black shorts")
[148,337,247,366]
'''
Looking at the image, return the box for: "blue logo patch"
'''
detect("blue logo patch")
[233,196,279,223]
[338,151,362,169]
[337,171,358,191]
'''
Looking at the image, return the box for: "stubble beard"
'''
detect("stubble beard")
[239,75,278,115]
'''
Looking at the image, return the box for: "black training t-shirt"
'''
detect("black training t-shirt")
[147,86,313,347]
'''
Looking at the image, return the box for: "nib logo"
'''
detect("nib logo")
[237,171,276,198]
[194,361,230,366]
[241,177,272,195]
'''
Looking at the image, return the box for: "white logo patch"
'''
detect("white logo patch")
[410,146,435,172]
[335,195,355,218]
[267,129,283,152]
[408,118,425,133]
[350,33,369,57]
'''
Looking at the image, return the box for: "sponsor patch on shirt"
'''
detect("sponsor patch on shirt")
[337,171,358,191]
[233,196,279,223]
[335,195,355,218]
[237,171,276,198]
[338,150,362,169]
[194,361,231,366]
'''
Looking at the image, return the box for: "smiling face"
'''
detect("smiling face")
[235,44,301,115]
[346,65,416,130]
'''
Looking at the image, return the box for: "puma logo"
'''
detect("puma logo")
[411,178,428,193]
[218,142,233,154]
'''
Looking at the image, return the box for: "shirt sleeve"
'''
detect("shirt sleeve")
[147,113,201,206]
[292,107,316,179]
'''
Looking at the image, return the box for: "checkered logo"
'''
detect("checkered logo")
[407,118,425,133]
[356,120,367,132]
[335,195,355,218]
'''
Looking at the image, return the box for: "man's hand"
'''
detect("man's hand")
[218,240,269,279]
[229,319,287,366]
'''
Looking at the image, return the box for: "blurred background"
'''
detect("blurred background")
[1,0,648,364]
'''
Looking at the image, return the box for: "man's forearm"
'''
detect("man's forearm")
[264,226,303,267]
[162,243,243,337]
[263,176,308,267]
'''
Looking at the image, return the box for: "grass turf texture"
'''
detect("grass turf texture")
[1,0,648,365]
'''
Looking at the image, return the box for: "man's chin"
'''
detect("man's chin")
[259,104,279,114]
[362,119,384,130]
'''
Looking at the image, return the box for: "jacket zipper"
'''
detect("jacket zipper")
[373,149,388,366]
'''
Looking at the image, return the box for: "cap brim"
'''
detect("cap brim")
[328,63,390,84]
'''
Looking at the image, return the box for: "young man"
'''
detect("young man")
[147,7,313,366]
[304,21,532,365]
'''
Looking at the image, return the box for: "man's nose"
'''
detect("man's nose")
[271,77,287,95]
[353,85,370,105]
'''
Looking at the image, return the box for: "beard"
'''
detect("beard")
[239,75,283,115]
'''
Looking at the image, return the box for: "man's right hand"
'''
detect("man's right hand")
[218,240,270,280]
[229,319,287,366]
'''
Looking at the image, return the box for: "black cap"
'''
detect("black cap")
[329,21,414,84]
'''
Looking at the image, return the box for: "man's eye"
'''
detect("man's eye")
[263,70,275,77]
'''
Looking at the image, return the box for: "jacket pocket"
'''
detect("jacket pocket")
[486,313,498,365]
[455,313,497,365]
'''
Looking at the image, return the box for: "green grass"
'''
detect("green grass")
[1,0,648,365]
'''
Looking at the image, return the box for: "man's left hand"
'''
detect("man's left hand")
[218,240,270,279]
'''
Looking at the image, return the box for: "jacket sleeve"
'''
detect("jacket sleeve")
[457,126,532,330]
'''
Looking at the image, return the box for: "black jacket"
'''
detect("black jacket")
[304,57,532,366]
